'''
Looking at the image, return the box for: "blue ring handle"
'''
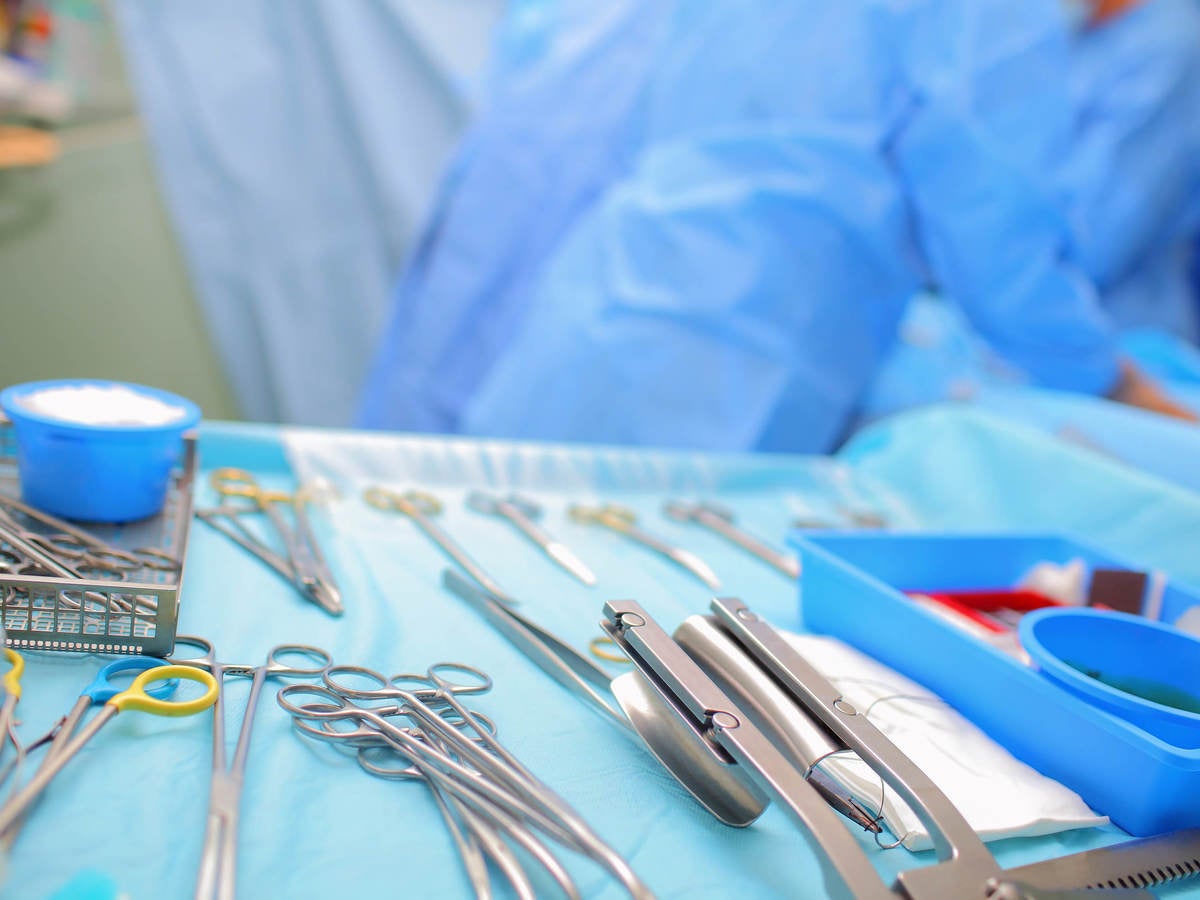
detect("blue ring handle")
[82,658,179,703]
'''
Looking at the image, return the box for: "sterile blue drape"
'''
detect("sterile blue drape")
[359,0,1200,453]
[115,0,504,425]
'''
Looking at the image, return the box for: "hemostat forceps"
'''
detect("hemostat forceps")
[198,468,343,616]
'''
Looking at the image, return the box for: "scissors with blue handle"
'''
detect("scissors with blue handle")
[0,657,180,849]
[0,663,217,836]
[168,634,332,900]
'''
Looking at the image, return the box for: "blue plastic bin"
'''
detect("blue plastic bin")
[793,532,1200,836]
[0,379,200,522]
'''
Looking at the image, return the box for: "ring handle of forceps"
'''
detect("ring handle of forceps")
[282,684,500,750]
[467,492,542,520]
[109,666,218,716]
[363,487,442,517]
[209,467,290,503]
[83,658,179,703]
[324,663,492,700]
[567,504,636,530]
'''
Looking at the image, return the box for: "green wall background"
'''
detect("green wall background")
[0,4,238,420]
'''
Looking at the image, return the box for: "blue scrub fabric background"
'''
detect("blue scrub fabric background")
[358,0,1200,453]
[114,0,504,425]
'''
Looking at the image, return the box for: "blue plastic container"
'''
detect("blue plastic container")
[0,379,200,522]
[794,531,1200,836]
[1021,608,1200,749]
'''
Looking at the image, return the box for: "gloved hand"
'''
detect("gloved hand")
[1109,360,1199,422]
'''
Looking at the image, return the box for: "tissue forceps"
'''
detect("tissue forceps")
[168,635,332,900]
[201,468,343,616]
[568,504,722,590]
[364,487,517,605]
[664,500,800,579]
[467,492,596,586]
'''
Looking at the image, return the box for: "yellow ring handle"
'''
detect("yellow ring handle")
[108,665,219,716]
[2,649,24,699]
[588,636,631,664]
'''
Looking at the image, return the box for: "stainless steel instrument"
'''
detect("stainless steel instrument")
[663,500,799,579]
[467,491,597,586]
[569,504,721,590]
[602,597,1200,900]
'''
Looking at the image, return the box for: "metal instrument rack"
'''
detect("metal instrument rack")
[0,422,196,656]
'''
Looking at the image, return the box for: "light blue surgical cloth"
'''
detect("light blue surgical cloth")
[115,0,504,425]
[360,0,1200,451]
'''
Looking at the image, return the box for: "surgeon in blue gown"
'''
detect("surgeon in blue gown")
[359,0,1200,452]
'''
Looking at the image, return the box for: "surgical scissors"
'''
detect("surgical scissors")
[568,503,722,590]
[364,487,517,605]
[323,661,493,707]
[0,656,179,848]
[467,492,597,587]
[199,468,343,616]
[281,679,572,900]
[0,664,217,835]
[168,635,332,900]
[280,669,653,900]
[663,500,800,579]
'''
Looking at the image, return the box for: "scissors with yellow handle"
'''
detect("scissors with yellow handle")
[0,656,180,849]
[199,468,343,616]
[0,664,218,835]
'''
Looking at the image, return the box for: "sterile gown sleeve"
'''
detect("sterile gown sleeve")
[1060,0,1200,341]
[460,126,919,452]
[889,1,1123,396]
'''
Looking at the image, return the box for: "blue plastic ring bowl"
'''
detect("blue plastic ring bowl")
[0,379,200,523]
[1020,607,1200,748]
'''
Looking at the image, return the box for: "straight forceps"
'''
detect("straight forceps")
[364,487,517,605]
[0,664,217,836]
[167,635,332,900]
[0,657,179,849]
[467,492,596,586]
[200,468,343,616]
[442,569,631,734]
[664,500,800,579]
[568,504,722,590]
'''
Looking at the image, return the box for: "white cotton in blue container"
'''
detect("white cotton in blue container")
[0,379,200,523]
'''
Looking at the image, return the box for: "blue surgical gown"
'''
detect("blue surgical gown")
[359,0,1200,452]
